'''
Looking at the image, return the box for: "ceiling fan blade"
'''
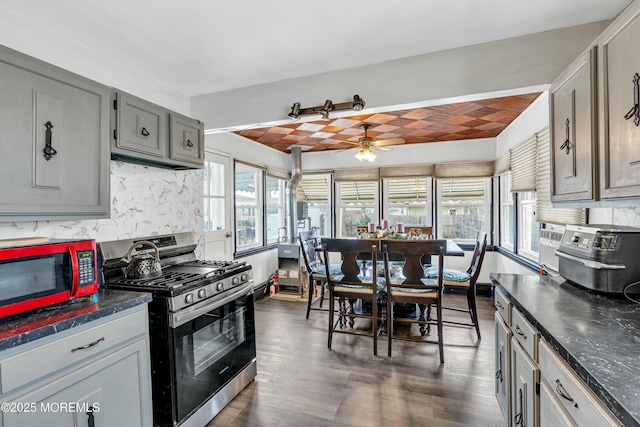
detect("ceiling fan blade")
[373,146,392,152]
[372,137,405,147]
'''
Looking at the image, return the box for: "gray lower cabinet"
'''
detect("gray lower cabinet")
[494,312,511,423]
[550,47,598,203]
[598,2,640,199]
[510,336,539,427]
[0,305,152,427]
[112,91,204,169]
[0,44,110,221]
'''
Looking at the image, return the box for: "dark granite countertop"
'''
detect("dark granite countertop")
[0,289,152,352]
[491,273,640,427]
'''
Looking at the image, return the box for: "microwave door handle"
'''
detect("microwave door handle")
[69,246,79,296]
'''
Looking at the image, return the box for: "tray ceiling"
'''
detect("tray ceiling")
[234,93,542,152]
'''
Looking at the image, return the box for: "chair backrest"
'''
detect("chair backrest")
[467,231,488,284]
[321,238,378,287]
[382,240,446,289]
[299,229,323,272]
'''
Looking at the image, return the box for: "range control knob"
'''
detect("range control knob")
[232,276,240,285]
[571,234,580,243]
[216,282,224,291]
[184,294,194,304]
[241,273,249,282]
[198,289,206,299]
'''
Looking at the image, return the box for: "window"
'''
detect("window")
[383,177,432,228]
[265,175,285,244]
[336,181,379,237]
[518,191,540,260]
[437,177,491,241]
[298,174,332,237]
[235,164,262,250]
[203,160,225,233]
[499,173,515,250]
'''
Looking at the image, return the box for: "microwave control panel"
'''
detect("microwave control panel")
[77,250,96,285]
[562,231,618,251]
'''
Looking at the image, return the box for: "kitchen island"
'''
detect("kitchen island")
[491,273,640,427]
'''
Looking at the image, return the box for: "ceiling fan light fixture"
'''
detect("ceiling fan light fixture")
[355,144,376,162]
[352,94,365,111]
[288,102,301,119]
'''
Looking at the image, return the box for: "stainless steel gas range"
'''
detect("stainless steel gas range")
[98,232,256,427]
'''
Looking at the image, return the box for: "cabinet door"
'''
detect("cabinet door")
[599,4,640,199]
[170,113,204,166]
[0,46,110,221]
[2,339,152,427]
[511,338,539,427]
[550,47,598,202]
[115,92,167,158]
[539,379,577,427]
[495,312,512,424]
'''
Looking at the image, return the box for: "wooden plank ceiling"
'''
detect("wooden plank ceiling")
[234,93,541,152]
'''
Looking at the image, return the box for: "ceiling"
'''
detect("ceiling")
[0,1,630,152]
[0,1,630,97]
[234,93,541,152]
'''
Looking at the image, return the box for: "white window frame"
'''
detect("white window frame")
[335,180,379,237]
[499,173,514,251]
[298,173,332,238]
[235,164,263,251]
[382,177,432,229]
[265,175,286,245]
[517,191,539,261]
[435,177,491,243]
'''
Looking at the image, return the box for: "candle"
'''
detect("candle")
[397,223,404,233]
[382,219,389,229]
[368,222,376,233]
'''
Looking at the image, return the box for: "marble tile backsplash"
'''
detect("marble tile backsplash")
[589,207,640,227]
[0,161,204,256]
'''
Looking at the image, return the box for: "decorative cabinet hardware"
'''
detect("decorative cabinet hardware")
[514,388,524,426]
[71,337,105,353]
[495,301,503,309]
[186,139,193,148]
[515,325,527,339]
[555,379,578,408]
[623,73,640,126]
[87,406,96,427]
[496,350,503,382]
[140,126,150,137]
[42,121,58,161]
[560,118,572,154]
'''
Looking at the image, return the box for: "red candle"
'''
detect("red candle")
[397,223,404,233]
[368,222,376,233]
[382,219,389,229]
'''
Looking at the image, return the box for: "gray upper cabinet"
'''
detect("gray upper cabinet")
[0,45,110,221]
[550,47,598,203]
[112,91,204,169]
[598,2,640,200]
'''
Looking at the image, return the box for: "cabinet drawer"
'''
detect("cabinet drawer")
[0,308,147,394]
[538,340,621,427]
[540,378,577,427]
[494,288,511,325]
[511,308,538,362]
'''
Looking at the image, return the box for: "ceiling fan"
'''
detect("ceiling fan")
[346,124,406,161]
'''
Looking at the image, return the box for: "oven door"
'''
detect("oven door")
[171,281,256,424]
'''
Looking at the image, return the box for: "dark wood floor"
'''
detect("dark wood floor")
[206,292,504,427]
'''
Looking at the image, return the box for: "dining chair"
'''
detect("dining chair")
[382,239,446,362]
[425,231,487,339]
[321,238,385,355]
[299,230,342,319]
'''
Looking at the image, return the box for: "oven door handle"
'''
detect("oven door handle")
[170,281,254,328]
[555,251,625,270]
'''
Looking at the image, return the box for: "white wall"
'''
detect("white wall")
[192,23,607,131]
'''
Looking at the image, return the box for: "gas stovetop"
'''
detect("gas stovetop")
[98,232,253,305]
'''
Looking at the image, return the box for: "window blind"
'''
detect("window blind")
[510,136,537,192]
[494,151,511,176]
[266,166,289,180]
[535,127,585,225]
[380,165,433,178]
[433,161,494,178]
[333,168,379,182]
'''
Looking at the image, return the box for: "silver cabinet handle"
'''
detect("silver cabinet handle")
[556,379,578,408]
[71,337,105,353]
